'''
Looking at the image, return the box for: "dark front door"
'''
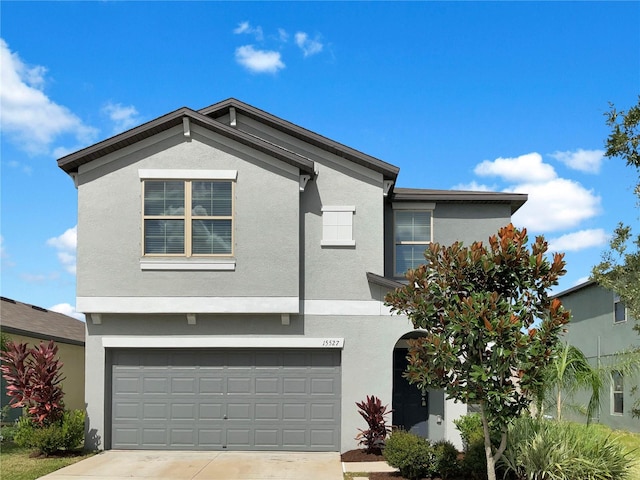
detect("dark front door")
[392,348,428,437]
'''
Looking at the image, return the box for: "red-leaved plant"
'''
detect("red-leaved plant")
[0,340,66,426]
[355,395,392,453]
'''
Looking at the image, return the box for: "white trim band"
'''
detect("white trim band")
[140,259,236,271]
[102,336,344,349]
[77,296,299,314]
[138,169,238,180]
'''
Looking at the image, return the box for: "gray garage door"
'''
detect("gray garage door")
[110,349,341,451]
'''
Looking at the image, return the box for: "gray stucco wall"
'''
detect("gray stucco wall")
[560,283,639,432]
[76,125,300,299]
[233,114,386,301]
[384,202,513,279]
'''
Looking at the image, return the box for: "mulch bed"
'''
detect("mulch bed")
[341,448,385,462]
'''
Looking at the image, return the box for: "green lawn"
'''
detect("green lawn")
[0,442,94,480]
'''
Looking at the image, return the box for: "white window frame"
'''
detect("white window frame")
[611,370,624,415]
[321,206,356,247]
[139,170,236,259]
[392,204,434,277]
[614,294,627,324]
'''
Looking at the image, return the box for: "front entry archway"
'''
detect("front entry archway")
[392,333,428,437]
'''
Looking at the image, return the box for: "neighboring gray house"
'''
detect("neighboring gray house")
[57,98,526,452]
[556,280,639,432]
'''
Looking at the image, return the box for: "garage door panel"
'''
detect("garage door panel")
[142,403,167,420]
[255,377,279,394]
[227,377,252,394]
[143,377,168,394]
[199,377,224,394]
[113,402,139,421]
[111,349,340,450]
[171,377,196,394]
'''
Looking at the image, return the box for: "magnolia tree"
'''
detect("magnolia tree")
[385,224,569,480]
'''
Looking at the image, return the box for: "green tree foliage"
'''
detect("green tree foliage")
[537,342,602,423]
[592,97,640,325]
[385,224,569,480]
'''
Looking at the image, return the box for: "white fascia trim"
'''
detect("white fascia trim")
[140,259,236,271]
[102,336,344,349]
[138,169,238,180]
[321,206,356,212]
[302,300,393,316]
[77,296,299,314]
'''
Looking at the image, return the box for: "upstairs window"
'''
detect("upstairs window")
[394,210,432,277]
[614,294,627,323]
[612,371,624,415]
[143,180,233,256]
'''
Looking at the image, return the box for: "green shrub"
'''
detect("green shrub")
[383,430,435,480]
[0,423,17,443]
[461,440,488,480]
[14,410,85,455]
[432,439,461,479]
[500,417,634,480]
[454,413,484,451]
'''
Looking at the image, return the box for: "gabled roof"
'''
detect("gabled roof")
[552,279,597,299]
[0,297,85,346]
[391,188,527,214]
[57,107,316,175]
[200,98,400,181]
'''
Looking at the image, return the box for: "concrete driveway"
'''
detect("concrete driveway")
[38,450,344,480]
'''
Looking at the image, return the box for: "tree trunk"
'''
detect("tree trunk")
[556,389,562,421]
[479,402,497,480]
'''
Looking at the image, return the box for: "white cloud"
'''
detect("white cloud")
[508,178,601,232]
[46,225,77,275]
[278,28,289,42]
[7,160,33,175]
[547,229,609,253]
[0,235,15,268]
[550,149,605,174]
[235,45,285,74]
[49,303,86,321]
[102,102,140,134]
[451,181,496,192]
[295,32,323,57]
[20,272,60,284]
[475,152,557,183]
[0,38,97,155]
[233,21,263,41]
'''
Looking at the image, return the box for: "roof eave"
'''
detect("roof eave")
[57,107,316,175]
[200,98,400,180]
[391,189,528,214]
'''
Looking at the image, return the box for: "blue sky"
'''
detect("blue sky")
[1,1,638,320]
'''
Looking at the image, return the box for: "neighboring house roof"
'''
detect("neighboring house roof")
[552,279,597,299]
[0,297,85,346]
[391,188,527,214]
[200,98,400,181]
[57,106,316,175]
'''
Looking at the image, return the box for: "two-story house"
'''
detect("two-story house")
[556,280,639,433]
[57,98,526,452]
